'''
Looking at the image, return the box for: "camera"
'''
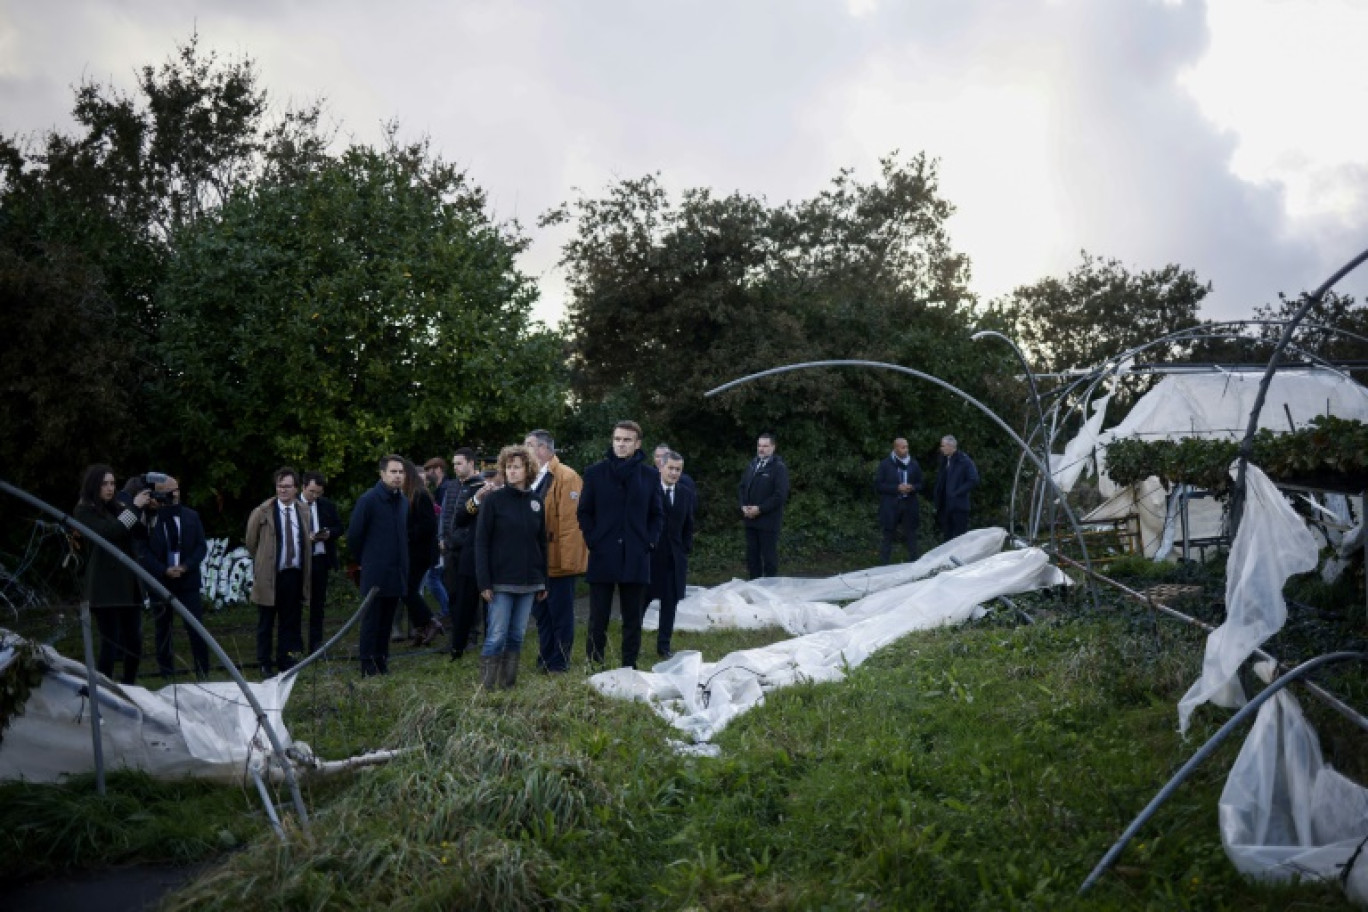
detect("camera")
[138,472,176,504]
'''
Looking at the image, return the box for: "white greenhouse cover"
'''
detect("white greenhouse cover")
[0,640,299,783]
[594,539,1067,743]
[643,528,1011,635]
[1068,369,1368,557]
[1220,663,1368,904]
[1167,461,1368,900]
[1177,462,1319,735]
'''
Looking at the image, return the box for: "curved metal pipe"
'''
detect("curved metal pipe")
[1079,650,1368,895]
[0,479,313,841]
[77,600,106,796]
[281,586,378,681]
[1025,324,1360,556]
[972,331,1056,549]
[705,359,1098,604]
[1231,246,1368,534]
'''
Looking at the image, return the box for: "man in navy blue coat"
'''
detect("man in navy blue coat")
[875,437,924,563]
[348,454,410,676]
[933,434,980,541]
[578,420,664,668]
[648,450,695,659]
[141,476,211,678]
[738,432,789,578]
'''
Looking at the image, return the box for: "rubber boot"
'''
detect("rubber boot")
[500,649,521,690]
[479,654,499,690]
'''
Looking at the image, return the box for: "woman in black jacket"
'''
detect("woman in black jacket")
[401,458,444,647]
[73,465,151,684]
[474,444,547,689]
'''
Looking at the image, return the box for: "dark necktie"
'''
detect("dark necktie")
[283,505,296,568]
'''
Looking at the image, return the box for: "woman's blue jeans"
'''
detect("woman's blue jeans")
[482,591,535,657]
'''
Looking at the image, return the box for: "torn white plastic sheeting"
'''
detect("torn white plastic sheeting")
[0,639,297,783]
[1051,392,1112,494]
[1220,663,1368,903]
[1177,462,1320,735]
[596,547,1068,743]
[642,528,1009,636]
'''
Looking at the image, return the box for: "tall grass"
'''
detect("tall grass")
[4,580,1362,908]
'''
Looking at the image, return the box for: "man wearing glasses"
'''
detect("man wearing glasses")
[245,467,313,678]
[141,475,211,679]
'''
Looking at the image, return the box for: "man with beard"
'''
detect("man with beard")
[525,430,588,673]
[142,475,210,678]
[441,448,487,658]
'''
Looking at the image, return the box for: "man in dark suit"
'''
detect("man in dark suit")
[349,455,410,676]
[933,434,980,541]
[875,437,925,563]
[738,432,789,579]
[649,450,695,659]
[301,471,344,654]
[141,475,211,679]
[245,467,313,678]
[578,419,664,669]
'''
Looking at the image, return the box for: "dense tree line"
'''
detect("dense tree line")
[545,156,1025,534]
[10,35,1363,554]
[1,39,560,534]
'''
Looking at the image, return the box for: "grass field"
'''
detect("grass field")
[2,552,1365,909]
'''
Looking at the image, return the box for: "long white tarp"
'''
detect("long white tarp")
[0,638,296,784]
[643,528,1011,636]
[594,546,1067,743]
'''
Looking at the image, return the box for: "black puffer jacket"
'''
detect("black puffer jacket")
[474,484,547,592]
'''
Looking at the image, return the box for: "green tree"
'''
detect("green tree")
[989,252,1210,375]
[0,36,308,508]
[153,134,563,527]
[547,154,1016,534]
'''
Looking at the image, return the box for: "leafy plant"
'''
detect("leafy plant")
[1106,415,1368,493]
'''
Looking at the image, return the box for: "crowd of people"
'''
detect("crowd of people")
[73,424,977,689]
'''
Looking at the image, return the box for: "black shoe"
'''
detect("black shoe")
[657,648,674,659]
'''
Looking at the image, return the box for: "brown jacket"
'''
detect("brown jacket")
[245,496,313,606]
[540,455,588,577]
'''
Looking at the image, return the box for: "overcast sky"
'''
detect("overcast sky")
[3,0,1367,327]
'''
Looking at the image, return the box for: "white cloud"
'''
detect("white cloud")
[3,0,1367,326]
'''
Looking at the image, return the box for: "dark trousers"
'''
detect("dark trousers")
[879,499,920,564]
[648,561,681,655]
[745,526,780,579]
[256,567,304,675]
[93,603,142,685]
[655,587,681,655]
[402,560,435,629]
[360,595,401,676]
[939,509,970,541]
[447,572,483,657]
[153,590,210,678]
[308,557,331,654]
[532,574,578,671]
[587,581,647,668]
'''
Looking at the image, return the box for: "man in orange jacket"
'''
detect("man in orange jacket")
[525,430,589,672]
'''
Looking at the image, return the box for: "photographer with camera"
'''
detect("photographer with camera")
[139,474,211,679]
[74,465,152,684]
